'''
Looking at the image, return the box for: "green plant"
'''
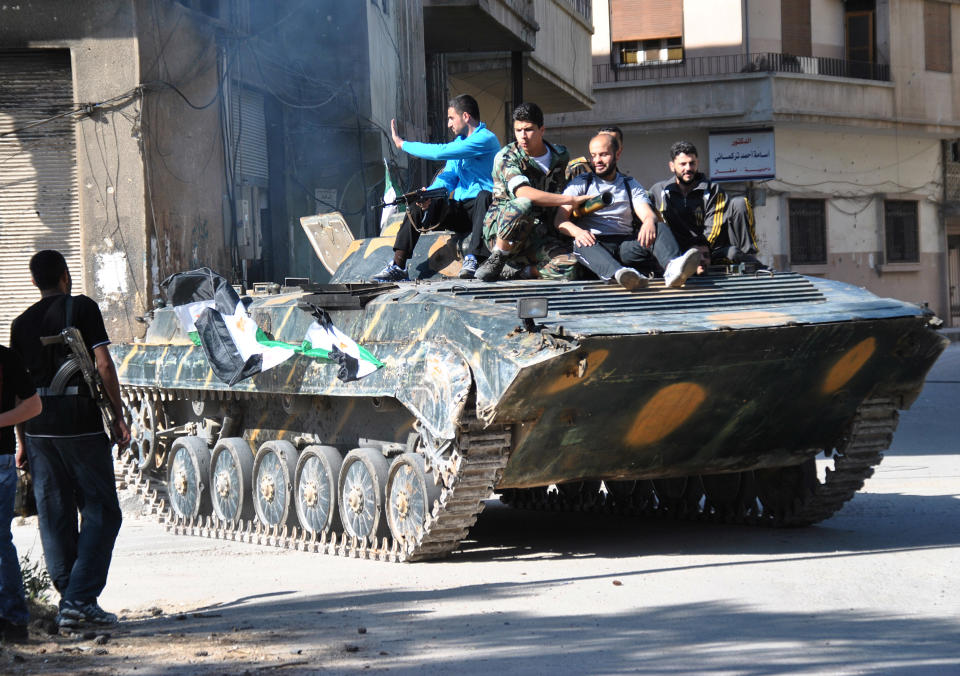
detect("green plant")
[20,553,52,603]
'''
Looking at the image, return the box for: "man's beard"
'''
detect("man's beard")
[596,163,618,180]
[675,170,696,186]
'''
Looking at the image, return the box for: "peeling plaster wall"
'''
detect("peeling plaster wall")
[134,0,228,294]
[0,0,148,341]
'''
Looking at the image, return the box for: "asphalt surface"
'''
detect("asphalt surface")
[11,343,960,674]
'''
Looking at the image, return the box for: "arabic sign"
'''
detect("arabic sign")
[708,129,775,181]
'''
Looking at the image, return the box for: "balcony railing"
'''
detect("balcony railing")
[564,0,592,23]
[594,52,891,84]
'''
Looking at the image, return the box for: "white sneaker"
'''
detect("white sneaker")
[614,267,647,290]
[664,248,701,288]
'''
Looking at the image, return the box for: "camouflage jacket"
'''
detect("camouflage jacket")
[489,140,571,221]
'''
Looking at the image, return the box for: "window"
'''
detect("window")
[845,5,874,64]
[781,0,812,57]
[925,1,952,73]
[884,201,919,263]
[617,37,683,65]
[610,0,683,65]
[789,199,827,265]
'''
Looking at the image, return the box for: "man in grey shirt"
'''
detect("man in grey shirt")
[555,133,700,289]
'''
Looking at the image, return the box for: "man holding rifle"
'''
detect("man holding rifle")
[10,250,129,630]
[372,93,500,282]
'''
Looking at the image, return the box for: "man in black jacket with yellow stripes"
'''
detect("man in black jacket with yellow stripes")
[649,140,761,268]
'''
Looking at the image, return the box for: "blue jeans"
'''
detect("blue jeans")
[0,455,29,625]
[25,434,122,604]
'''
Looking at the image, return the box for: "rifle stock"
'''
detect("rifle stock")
[40,327,117,441]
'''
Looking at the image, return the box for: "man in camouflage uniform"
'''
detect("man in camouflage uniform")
[476,102,591,281]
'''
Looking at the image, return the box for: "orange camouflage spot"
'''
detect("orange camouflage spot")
[339,239,362,263]
[427,235,459,276]
[707,311,793,327]
[363,238,394,259]
[543,350,610,394]
[822,337,876,394]
[626,383,707,446]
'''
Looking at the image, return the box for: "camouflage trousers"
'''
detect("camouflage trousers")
[483,197,578,281]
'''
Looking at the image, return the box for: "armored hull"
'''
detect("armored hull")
[112,267,947,561]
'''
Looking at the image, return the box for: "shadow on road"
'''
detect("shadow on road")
[56,583,960,675]
[448,491,960,564]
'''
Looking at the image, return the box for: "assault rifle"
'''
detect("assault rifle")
[40,327,118,441]
[375,186,448,210]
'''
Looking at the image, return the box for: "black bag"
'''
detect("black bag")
[15,467,37,518]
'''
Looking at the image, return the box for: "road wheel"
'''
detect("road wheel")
[294,445,342,534]
[210,437,254,525]
[167,436,211,520]
[338,448,390,541]
[252,440,298,528]
[386,453,441,545]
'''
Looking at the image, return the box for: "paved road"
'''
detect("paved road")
[12,343,960,674]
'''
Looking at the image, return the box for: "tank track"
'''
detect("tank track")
[500,396,900,528]
[116,386,511,563]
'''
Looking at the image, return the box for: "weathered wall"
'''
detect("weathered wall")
[0,0,148,341]
[684,0,743,57]
[811,0,844,59]
[531,0,594,101]
[891,0,959,126]
[134,0,228,299]
[747,0,781,54]
[766,127,945,315]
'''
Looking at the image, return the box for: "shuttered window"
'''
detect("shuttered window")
[0,50,81,345]
[884,201,919,263]
[925,1,952,73]
[230,86,269,187]
[610,0,683,43]
[781,0,812,57]
[789,199,827,265]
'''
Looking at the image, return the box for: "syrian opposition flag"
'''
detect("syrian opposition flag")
[380,158,403,233]
[162,269,295,385]
[162,268,383,385]
[299,307,383,382]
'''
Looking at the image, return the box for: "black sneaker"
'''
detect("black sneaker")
[58,600,118,628]
[499,261,529,281]
[475,250,508,282]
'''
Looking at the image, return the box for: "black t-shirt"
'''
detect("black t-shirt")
[10,294,110,437]
[0,346,37,454]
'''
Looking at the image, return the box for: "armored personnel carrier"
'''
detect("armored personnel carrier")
[112,219,948,562]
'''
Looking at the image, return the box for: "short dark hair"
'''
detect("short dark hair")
[591,132,620,155]
[30,249,68,290]
[670,140,698,159]
[449,94,480,120]
[512,102,544,128]
[598,125,623,143]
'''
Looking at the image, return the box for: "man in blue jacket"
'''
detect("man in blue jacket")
[372,94,501,281]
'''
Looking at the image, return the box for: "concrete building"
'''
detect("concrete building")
[0,0,593,342]
[549,0,960,326]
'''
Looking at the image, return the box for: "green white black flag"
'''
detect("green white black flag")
[162,268,382,385]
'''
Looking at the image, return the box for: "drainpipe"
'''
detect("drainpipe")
[743,0,750,58]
